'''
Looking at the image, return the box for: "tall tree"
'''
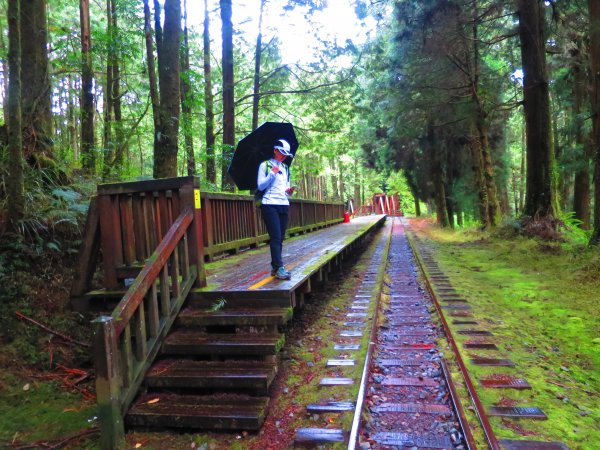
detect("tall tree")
[6,0,23,229]
[220,0,235,190]
[518,0,558,218]
[79,0,95,174]
[181,0,195,176]
[143,0,159,131]
[203,0,216,184]
[102,0,125,179]
[0,17,9,122]
[570,35,591,228]
[20,0,53,161]
[251,0,266,130]
[589,0,600,243]
[153,0,181,178]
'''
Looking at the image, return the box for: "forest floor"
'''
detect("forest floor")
[0,217,599,449]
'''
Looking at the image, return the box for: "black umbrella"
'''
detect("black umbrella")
[228,122,299,191]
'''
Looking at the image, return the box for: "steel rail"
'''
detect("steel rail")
[441,358,477,450]
[347,218,393,450]
[402,218,501,450]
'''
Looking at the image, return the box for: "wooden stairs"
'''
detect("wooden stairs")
[124,291,293,431]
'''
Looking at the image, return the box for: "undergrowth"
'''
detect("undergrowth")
[418,218,600,449]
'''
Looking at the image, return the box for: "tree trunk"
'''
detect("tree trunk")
[427,125,449,227]
[413,192,421,217]
[20,0,53,160]
[469,124,490,227]
[572,36,591,229]
[67,74,79,162]
[518,0,557,218]
[589,0,600,243]
[477,115,501,225]
[353,159,361,207]
[153,0,181,178]
[519,121,526,212]
[470,2,499,227]
[0,24,9,122]
[251,0,265,130]
[203,0,216,184]
[220,0,235,190]
[7,0,23,229]
[338,161,345,202]
[329,157,339,200]
[143,0,159,131]
[80,0,95,174]
[102,0,115,179]
[181,0,195,176]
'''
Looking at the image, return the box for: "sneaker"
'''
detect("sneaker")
[275,266,291,280]
[271,268,277,276]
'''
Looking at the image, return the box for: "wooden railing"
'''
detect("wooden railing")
[71,177,344,310]
[93,208,197,449]
[200,193,345,260]
[73,177,345,447]
[354,193,402,217]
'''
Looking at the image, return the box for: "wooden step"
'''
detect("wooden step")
[162,330,284,356]
[177,306,293,327]
[187,289,291,308]
[145,359,277,394]
[126,393,269,431]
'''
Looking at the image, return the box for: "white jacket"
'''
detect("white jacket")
[257,159,290,205]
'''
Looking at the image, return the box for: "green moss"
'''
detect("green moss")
[0,376,97,443]
[417,224,600,447]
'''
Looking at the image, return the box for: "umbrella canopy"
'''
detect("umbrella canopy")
[228,122,299,191]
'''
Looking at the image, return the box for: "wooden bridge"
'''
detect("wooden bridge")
[70,176,386,449]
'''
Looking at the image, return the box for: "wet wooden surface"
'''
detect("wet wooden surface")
[200,215,386,293]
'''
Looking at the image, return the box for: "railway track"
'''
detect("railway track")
[293,217,568,449]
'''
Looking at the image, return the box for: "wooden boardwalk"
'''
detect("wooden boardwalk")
[201,214,386,294]
[123,215,386,435]
[73,176,392,448]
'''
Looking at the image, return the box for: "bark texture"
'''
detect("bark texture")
[153,0,181,178]
[220,0,235,190]
[589,0,600,243]
[518,0,557,218]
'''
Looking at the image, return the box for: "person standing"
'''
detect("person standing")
[257,139,295,279]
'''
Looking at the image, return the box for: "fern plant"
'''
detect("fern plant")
[209,298,227,312]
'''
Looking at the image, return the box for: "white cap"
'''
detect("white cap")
[274,139,293,157]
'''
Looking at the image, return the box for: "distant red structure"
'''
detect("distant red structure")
[353,193,403,217]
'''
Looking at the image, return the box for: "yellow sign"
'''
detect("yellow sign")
[194,189,201,209]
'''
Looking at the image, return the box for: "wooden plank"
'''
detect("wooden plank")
[70,196,101,303]
[98,195,120,288]
[120,195,136,266]
[97,176,195,196]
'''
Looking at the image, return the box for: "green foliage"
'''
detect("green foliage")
[429,227,600,447]
[559,211,591,247]
[209,298,227,312]
[0,376,97,444]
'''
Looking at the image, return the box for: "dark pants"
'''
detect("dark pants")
[261,204,289,270]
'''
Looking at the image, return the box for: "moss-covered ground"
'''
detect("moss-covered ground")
[411,218,600,449]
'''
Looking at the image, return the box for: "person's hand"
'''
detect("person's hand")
[271,165,280,174]
[286,187,295,195]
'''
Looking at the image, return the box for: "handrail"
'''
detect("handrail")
[70,176,345,311]
[93,208,197,450]
[112,208,193,336]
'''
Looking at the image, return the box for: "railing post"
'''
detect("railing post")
[252,201,261,245]
[201,193,215,261]
[98,195,121,289]
[93,316,125,450]
[180,179,206,286]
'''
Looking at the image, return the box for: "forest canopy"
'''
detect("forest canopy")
[0,0,599,242]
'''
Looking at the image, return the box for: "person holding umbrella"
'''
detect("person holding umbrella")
[257,139,296,280]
